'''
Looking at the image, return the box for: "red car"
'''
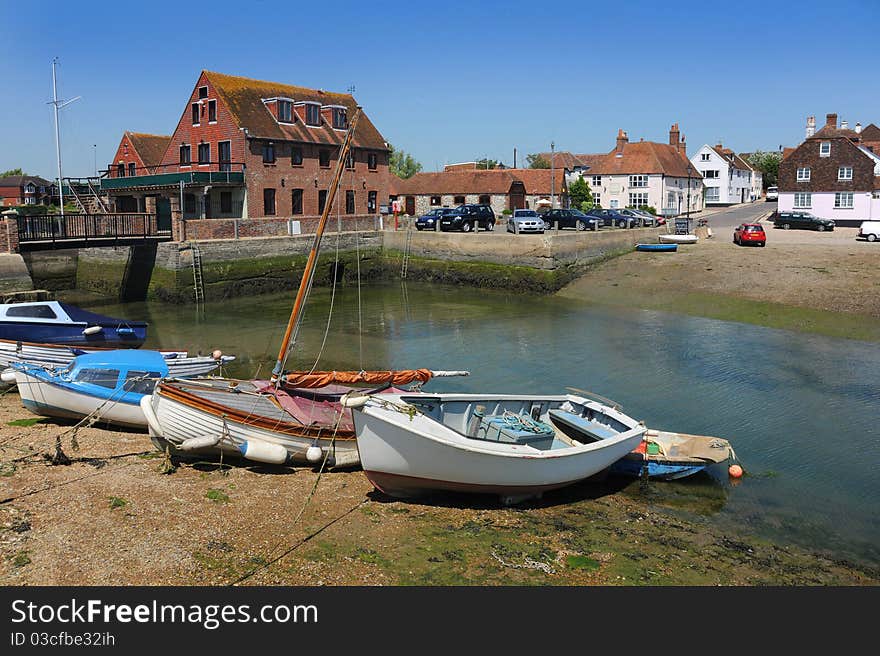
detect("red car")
[734,222,766,247]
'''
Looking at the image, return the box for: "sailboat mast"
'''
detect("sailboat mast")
[270,107,362,383]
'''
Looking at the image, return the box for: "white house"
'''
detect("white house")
[691,144,756,205]
[583,124,704,217]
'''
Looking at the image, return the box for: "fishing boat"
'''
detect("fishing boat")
[0,300,147,347]
[608,428,735,480]
[140,108,463,468]
[0,337,234,384]
[658,233,698,244]
[635,243,677,252]
[343,392,647,505]
[12,350,170,429]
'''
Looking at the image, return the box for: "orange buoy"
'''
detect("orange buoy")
[212,349,223,360]
[728,464,744,478]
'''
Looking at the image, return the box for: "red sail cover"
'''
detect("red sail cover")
[281,369,434,388]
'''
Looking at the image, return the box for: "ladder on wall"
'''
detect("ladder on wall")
[400,227,413,279]
[191,241,205,304]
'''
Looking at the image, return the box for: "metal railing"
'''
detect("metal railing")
[15,213,169,245]
[102,161,245,178]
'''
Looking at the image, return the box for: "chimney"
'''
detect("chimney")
[806,116,816,138]
[826,113,837,128]
[841,119,849,130]
[678,135,686,157]
[616,128,628,154]
[715,142,723,151]
[669,123,680,147]
[855,122,862,134]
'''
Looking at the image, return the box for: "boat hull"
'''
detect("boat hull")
[145,384,361,468]
[658,234,698,244]
[14,371,147,429]
[352,394,646,503]
[636,243,677,252]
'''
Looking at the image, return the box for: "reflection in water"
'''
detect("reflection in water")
[78,282,879,566]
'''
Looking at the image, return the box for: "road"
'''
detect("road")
[698,200,776,228]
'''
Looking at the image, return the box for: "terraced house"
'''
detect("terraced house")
[778,113,880,226]
[102,70,391,236]
[690,143,758,205]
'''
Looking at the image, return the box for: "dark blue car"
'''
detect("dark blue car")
[415,207,456,231]
[585,208,639,228]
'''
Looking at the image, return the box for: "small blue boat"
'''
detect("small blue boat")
[635,243,677,252]
[609,429,735,480]
[0,301,147,347]
[11,350,168,429]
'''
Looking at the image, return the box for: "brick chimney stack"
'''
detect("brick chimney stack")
[669,123,680,147]
[616,128,628,154]
[678,134,686,157]
[826,113,837,128]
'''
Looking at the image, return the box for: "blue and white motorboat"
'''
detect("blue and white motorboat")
[11,350,169,429]
[0,301,147,347]
[608,428,735,480]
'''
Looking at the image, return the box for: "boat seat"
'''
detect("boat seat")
[548,409,617,442]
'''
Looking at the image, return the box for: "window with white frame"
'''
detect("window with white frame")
[628,192,648,207]
[592,193,600,207]
[838,166,853,180]
[703,170,719,179]
[794,192,811,208]
[667,191,676,208]
[706,188,720,202]
[278,100,292,123]
[591,175,601,187]
[700,153,710,161]
[797,167,811,181]
[819,142,831,157]
[629,175,648,188]
[834,192,853,208]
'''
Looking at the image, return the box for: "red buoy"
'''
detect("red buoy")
[728,464,743,479]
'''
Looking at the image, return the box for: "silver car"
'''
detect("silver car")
[507,209,545,234]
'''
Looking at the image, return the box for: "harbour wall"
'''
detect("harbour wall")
[7,227,662,302]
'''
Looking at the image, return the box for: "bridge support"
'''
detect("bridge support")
[170,195,186,242]
[2,210,20,254]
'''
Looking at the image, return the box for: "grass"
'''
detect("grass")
[6,418,45,427]
[12,551,31,567]
[108,496,127,510]
[206,489,230,503]
[565,555,601,571]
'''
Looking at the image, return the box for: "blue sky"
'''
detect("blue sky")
[2,0,878,178]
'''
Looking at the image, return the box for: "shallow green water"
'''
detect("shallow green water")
[72,282,880,568]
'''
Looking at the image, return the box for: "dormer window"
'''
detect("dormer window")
[820,142,831,157]
[306,103,320,126]
[332,108,347,130]
[278,100,292,123]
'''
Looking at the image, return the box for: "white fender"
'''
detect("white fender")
[306,446,323,463]
[139,394,163,437]
[1,369,16,384]
[82,325,103,335]
[340,395,371,409]
[178,434,223,451]
[238,439,288,465]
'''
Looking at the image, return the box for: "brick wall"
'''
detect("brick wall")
[184,214,380,240]
[2,216,19,254]
[108,134,149,177]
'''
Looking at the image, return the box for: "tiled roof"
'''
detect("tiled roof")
[390,168,565,196]
[0,175,54,187]
[875,176,880,191]
[782,147,796,160]
[575,154,606,172]
[711,145,752,171]
[588,141,700,178]
[204,71,388,151]
[859,124,880,141]
[127,132,171,167]
[534,151,584,170]
[809,125,860,140]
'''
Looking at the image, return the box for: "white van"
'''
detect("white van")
[765,186,778,201]
[858,221,880,242]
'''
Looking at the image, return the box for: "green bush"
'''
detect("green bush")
[502,208,512,215]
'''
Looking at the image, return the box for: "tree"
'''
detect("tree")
[0,168,25,178]
[747,150,782,188]
[526,154,550,169]
[475,158,500,170]
[388,143,422,179]
[568,176,594,209]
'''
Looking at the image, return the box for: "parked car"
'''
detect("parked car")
[772,211,834,231]
[585,208,636,228]
[507,209,544,234]
[733,222,766,247]
[858,221,880,242]
[542,208,598,231]
[618,208,659,227]
[439,204,496,232]
[765,186,778,201]
[415,207,456,231]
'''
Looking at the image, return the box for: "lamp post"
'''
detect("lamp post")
[550,141,555,209]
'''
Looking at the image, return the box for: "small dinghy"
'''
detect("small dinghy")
[12,350,171,429]
[609,428,735,480]
[345,392,646,505]
[636,243,677,252]
[658,233,698,244]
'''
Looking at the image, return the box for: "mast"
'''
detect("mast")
[270,107,362,384]
[49,58,80,218]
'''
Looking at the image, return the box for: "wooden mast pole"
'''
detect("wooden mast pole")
[271,107,362,384]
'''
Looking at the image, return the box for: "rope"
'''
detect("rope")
[305,214,341,376]
[228,392,353,586]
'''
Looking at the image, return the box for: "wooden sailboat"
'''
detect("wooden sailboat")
[141,109,466,467]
